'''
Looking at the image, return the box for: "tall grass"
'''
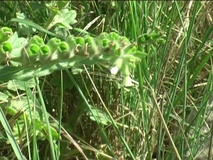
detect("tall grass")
[80,1,213,159]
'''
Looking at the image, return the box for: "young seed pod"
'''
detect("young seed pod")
[47,37,61,52]
[75,37,85,46]
[99,39,111,54]
[108,41,119,52]
[57,41,70,60]
[108,32,120,41]
[96,32,109,42]
[39,45,51,63]
[66,35,76,46]
[0,41,12,54]
[84,35,98,55]
[102,46,121,60]
[122,43,138,56]
[74,37,85,55]
[101,39,110,48]
[119,36,131,47]
[0,27,13,43]
[0,41,12,61]
[114,48,122,56]
[66,35,76,57]
[84,35,93,45]
[29,35,44,46]
[27,44,40,63]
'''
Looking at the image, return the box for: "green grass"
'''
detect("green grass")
[0,1,212,160]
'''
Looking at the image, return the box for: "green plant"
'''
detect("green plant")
[0,27,144,87]
[0,1,148,159]
[0,1,212,160]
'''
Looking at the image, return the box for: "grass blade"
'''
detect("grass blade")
[0,108,25,160]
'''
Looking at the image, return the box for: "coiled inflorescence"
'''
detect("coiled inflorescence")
[0,27,141,64]
[0,27,145,86]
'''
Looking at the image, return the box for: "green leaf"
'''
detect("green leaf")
[87,107,111,125]
[7,79,36,91]
[7,97,40,121]
[50,72,73,90]
[16,12,36,36]
[43,124,59,140]
[0,92,8,103]
[0,59,74,82]
[48,9,77,30]
[7,33,28,65]
[10,18,61,38]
